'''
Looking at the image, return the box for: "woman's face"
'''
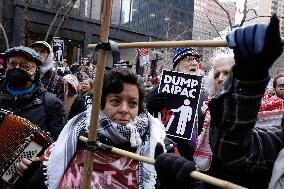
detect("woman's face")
[103,83,139,126]
[81,80,91,92]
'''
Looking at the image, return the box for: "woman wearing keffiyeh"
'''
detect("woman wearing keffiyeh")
[24,69,175,189]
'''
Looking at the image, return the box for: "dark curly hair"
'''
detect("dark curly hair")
[101,69,145,114]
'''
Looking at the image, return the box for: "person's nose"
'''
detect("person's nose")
[119,101,129,115]
[189,59,198,65]
[218,73,226,83]
[15,63,20,69]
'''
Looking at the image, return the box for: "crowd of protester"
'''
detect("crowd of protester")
[2,14,284,189]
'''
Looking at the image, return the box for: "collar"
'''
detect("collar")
[6,84,36,97]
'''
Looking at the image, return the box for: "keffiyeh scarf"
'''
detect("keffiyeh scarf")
[193,96,212,171]
[257,94,284,127]
[43,108,166,189]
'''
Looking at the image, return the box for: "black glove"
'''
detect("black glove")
[155,153,197,189]
[155,142,165,159]
[226,14,283,81]
[146,92,169,113]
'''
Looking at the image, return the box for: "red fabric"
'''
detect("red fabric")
[58,149,139,189]
[259,95,284,112]
[0,58,4,66]
[148,77,159,85]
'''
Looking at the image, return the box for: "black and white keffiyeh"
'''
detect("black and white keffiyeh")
[44,108,166,189]
[97,111,149,147]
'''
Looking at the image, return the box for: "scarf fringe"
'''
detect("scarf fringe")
[127,121,143,147]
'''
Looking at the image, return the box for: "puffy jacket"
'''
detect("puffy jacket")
[0,79,66,140]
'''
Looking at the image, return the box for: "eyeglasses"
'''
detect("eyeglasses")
[276,84,284,89]
[184,56,198,62]
[7,60,36,72]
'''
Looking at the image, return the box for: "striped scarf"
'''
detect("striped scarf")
[42,109,166,189]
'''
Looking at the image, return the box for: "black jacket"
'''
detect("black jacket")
[0,79,66,140]
[68,95,86,120]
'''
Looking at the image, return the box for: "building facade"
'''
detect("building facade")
[192,0,237,66]
[245,0,284,77]
[0,0,195,67]
[245,0,271,26]
[192,0,237,40]
[245,0,284,36]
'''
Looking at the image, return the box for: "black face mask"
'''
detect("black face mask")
[6,68,33,89]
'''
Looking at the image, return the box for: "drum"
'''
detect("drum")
[0,110,53,186]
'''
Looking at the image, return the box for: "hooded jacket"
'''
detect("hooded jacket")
[31,41,67,103]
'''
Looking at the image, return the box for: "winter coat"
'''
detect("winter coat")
[67,95,86,120]
[0,79,66,140]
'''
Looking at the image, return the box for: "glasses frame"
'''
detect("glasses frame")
[184,56,199,62]
[7,60,36,72]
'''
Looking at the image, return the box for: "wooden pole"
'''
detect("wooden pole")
[88,38,284,49]
[79,136,247,189]
[81,0,113,188]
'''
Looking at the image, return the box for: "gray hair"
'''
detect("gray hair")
[203,52,234,95]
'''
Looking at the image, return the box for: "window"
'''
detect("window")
[91,0,102,20]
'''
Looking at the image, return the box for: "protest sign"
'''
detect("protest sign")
[158,70,203,140]
[81,57,91,66]
[52,37,64,62]
[113,60,131,69]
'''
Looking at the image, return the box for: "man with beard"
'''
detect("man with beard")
[31,41,67,103]
[0,46,66,187]
[145,47,208,160]
[172,48,204,75]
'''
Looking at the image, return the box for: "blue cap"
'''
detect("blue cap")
[173,47,200,69]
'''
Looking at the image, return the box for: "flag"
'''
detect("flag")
[137,48,149,67]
